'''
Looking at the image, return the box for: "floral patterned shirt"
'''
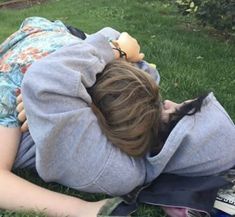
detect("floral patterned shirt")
[0,17,80,127]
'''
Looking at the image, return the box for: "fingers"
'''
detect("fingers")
[21,120,29,133]
[16,100,26,123]
[17,104,29,132]
[16,101,24,113]
[16,93,27,122]
[15,91,29,132]
[18,109,26,123]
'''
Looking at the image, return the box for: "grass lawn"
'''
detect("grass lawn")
[0,0,234,216]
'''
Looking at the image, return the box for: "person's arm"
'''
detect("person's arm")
[21,32,145,195]
[17,31,145,133]
[0,126,107,217]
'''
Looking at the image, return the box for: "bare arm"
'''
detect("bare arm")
[0,126,105,217]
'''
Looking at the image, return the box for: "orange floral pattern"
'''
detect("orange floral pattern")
[0,17,80,127]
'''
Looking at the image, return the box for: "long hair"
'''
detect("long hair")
[88,60,161,157]
[152,93,210,155]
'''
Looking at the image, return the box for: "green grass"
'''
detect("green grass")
[0,0,234,216]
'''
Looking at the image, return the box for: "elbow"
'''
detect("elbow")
[95,168,145,196]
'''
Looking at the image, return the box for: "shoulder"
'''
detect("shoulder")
[203,92,234,126]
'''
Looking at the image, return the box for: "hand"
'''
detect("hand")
[114,32,144,62]
[16,92,29,132]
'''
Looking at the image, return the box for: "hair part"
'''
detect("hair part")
[88,60,161,157]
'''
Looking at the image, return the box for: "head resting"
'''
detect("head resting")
[88,60,161,157]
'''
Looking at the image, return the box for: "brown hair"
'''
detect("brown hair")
[88,60,161,157]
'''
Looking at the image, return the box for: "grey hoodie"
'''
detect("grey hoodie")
[15,28,235,196]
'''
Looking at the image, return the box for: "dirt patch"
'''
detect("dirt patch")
[0,0,47,9]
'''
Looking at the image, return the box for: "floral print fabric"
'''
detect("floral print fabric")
[0,17,80,127]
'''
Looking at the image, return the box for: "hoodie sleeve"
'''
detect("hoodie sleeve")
[21,30,146,195]
[21,32,114,181]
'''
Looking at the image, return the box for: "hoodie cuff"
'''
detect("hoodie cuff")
[95,27,120,40]
[85,32,115,65]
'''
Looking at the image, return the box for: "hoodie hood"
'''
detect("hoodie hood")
[146,92,235,182]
